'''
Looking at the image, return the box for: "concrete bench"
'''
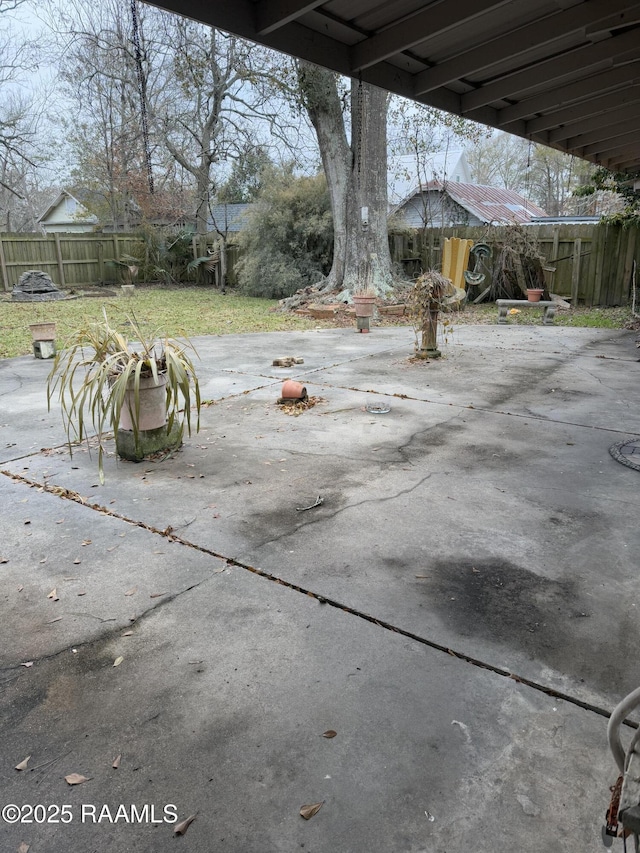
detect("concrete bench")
[496,299,556,325]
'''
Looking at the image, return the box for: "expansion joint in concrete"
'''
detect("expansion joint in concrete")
[2,467,635,730]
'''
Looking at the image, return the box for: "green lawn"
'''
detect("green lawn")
[1,285,635,359]
[0,287,324,359]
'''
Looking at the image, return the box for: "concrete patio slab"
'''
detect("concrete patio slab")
[0,559,615,853]
[1,322,639,852]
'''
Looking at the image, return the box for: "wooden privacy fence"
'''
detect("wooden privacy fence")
[1,224,638,306]
[0,233,144,291]
[389,223,640,306]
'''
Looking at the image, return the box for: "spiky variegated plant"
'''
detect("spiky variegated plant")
[47,309,200,481]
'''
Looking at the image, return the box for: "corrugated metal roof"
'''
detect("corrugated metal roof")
[425,180,547,223]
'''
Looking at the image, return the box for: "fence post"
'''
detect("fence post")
[551,226,560,265]
[622,228,637,303]
[591,225,605,306]
[0,235,8,291]
[571,238,582,305]
[97,241,105,283]
[53,233,66,288]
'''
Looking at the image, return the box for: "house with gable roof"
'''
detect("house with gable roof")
[390,180,547,228]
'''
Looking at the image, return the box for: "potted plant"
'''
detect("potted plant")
[47,310,201,481]
[409,270,462,359]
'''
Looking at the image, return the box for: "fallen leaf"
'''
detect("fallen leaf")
[124,587,137,597]
[73,559,81,565]
[47,617,63,624]
[21,661,33,668]
[122,630,133,637]
[47,588,59,600]
[24,520,31,525]
[77,591,87,596]
[17,585,23,592]
[300,802,324,820]
[18,842,30,853]
[150,592,167,598]
[39,557,47,564]
[81,539,92,546]
[15,755,31,771]
[471,567,480,574]
[0,556,8,563]
[174,814,197,836]
[112,754,121,769]
[65,773,90,786]
[56,519,65,524]
[113,656,124,667]
[322,730,337,739]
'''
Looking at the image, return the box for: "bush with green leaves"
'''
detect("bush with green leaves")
[237,169,333,299]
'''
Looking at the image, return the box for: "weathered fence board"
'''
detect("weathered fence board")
[1,224,638,307]
[0,233,143,291]
[389,223,640,306]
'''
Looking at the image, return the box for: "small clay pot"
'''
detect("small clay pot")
[281,380,307,401]
[526,289,544,303]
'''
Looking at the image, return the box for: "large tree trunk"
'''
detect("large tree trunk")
[343,79,393,296]
[284,63,393,308]
[296,62,350,291]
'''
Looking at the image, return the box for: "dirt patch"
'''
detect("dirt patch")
[276,396,326,416]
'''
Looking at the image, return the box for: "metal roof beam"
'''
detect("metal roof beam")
[524,85,640,134]
[349,0,506,73]
[548,101,640,143]
[414,0,638,96]
[494,57,640,125]
[255,0,326,35]
[462,27,640,114]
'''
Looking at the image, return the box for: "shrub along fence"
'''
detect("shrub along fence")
[389,223,639,307]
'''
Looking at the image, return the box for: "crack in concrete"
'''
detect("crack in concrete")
[0,574,212,672]
[0,372,23,397]
[249,472,435,553]
[1,467,633,729]
[324,382,640,437]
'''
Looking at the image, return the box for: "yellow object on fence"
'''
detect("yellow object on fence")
[442,237,474,290]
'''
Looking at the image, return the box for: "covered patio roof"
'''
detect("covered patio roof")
[148,0,640,174]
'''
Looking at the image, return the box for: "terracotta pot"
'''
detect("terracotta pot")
[526,289,544,303]
[119,374,168,432]
[352,294,376,317]
[281,380,307,401]
[29,322,56,341]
